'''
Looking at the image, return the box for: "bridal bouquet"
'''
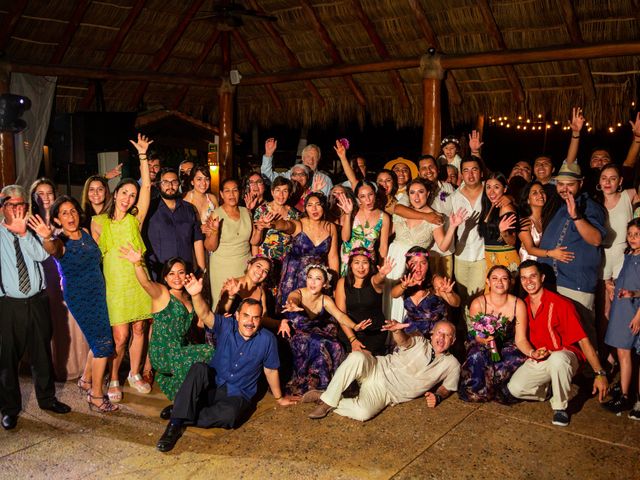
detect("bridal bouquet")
[469,313,509,361]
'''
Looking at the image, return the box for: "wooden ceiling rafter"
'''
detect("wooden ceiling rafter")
[0,0,29,51]
[299,0,366,106]
[246,0,324,106]
[128,0,206,110]
[231,29,283,111]
[79,0,147,110]
[170,29,220,110]
[10,41,640,88]
[50,0,91,65]
[407,0,462,106]
[476,0,525,103]
[557,0,596,100]
[350,0,409,108]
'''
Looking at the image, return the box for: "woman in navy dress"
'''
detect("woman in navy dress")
[30,196,117,413]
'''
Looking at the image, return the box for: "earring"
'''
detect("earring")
[617,185,623,192]
[595,184,602,191]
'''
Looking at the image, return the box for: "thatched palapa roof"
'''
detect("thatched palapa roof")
[2,0,639,132]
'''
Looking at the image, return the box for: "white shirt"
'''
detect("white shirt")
[451,184,484,261]
[429,181,455,256]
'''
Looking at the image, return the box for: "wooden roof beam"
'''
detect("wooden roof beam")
[170,29,220,110]
[128,0,206,109]
[246,0,324,107]
[231,30,283,111]
[299,0,366,106]
[50,0,90,64]
[407,0,462,105]
[476,0,525,103]
[12,41,640,87]
[79,0,146,110]
[557,0,595,100]
[350,0,409,107]
[0,0,29,50]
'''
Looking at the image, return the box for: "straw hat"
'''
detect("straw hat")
[554,162,583,182]
[383,157,418,180]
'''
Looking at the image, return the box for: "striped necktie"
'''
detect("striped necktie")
[13,235,30,294]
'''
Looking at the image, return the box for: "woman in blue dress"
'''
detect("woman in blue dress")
[458,266,527,403]
[29,196,117,412]
[389,246,460,336]
[280,264,371,396]
[604,218,640,416]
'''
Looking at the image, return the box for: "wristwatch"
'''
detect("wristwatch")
[595,369,607,377]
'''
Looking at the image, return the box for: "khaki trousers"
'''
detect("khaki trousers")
[507,350,579,410]
[454,257,486,328]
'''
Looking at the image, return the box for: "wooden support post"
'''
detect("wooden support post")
[0,62,16,186]
[218,78,235,181]
[420,53,443,156]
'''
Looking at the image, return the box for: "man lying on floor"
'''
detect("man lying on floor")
[307,320,460,421]
[156,275,298,452]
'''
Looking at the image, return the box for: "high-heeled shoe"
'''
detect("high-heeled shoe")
[107,380,123,403]
[77,377,92,395]
[87,393,119,413]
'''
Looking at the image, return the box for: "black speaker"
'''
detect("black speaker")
[0,94,31,132]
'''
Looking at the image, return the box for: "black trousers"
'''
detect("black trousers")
[0,292,56,415]
[171,362,251,429]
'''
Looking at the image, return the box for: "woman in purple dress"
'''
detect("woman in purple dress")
[458,266,527,403]
[280,265,371,396]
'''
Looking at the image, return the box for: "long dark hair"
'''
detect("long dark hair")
[518,180,554,231]
[160,257,190,288]
[327,185,355,223]
[625,217,640,254]
[105,178,139,220]
[407,177,437,208]
[346,247,375,287]
[29,177,57,216]
[376,169,398,198]
[402,246,431,294]
[354,180,384,215]
[303,192,327,219]
[479,172,509,240]
[49,195,86,233]
[81,175,110,216]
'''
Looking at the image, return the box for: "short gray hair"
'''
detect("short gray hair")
[1,184,26,200]
[301,144,321,160]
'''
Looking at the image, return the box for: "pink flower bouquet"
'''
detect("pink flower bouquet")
[469,313,509,361]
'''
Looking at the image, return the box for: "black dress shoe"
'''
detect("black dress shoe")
[160,404,173,420]
[157,422,184,452]
[40,399,72,414]
[2,414,18,430]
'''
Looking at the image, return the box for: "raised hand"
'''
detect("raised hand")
[353,318,372,331]
[400,272,419,290]
[27,214,53,239]
[222,277,241,297]
[265,137,277,157]
[184,273,204,296]
[498,213,516,232]
[129,133,153,154]
[118,242,143,263]
[278,319,291,338]
[565,194,577,219]
[282,299,304,313]
[244,191,259,211]
[437,276,456,294]
[206,215,221,233]
[104,163,123,180]
[311,174,326,193]
[449,208,468,227]
[570,107,585,133]
[333,139,347,159]
[629,112,640,138]
[335,192,353,215]
[468,130,483,153]
[377,256,396,277]
[4,207,28,236]
[381,319,410,332]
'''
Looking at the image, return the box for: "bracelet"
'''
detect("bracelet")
[434,393,442,406]
[571,135,580,139]
[135,261,144,267]
[401,284,407,290]
[348,336,356,343]
[545,250,549,258]
[43,236,55,242]
[571,216,581,221]
[138,153,147,157]
[273,395,282,401]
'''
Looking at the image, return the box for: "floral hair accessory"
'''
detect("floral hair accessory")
[440,136,459,148]
[349,247,374,260]
[405,251,429,258]
[304,263,332,284]
[338,138,350,150]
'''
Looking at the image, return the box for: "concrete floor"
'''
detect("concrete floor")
[0,375,638,480]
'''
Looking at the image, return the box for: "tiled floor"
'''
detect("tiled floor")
[0,375,638,479]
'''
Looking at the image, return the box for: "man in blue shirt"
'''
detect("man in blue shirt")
[146,168,205,279]
[156,276,298,452]
[0,185,71,430]
[538,163,606,347]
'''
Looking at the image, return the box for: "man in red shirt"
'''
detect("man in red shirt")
[507,260,608,426]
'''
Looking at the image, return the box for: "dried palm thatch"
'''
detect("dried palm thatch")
[2,0,638,133]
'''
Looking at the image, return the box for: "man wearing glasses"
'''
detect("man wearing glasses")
[146,168,206,280]
[0,185,71,430]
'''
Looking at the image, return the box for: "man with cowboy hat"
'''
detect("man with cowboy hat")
[537,162,606,348]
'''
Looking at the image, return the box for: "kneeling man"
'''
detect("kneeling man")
[308,320,460,421]
[508,260,608,426]
[157,276,297,452]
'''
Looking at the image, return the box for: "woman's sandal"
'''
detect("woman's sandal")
[77,377,92,395]
[142,369,155,387]
[87,393,119,413]
[107,380,123,403]
[127,373,151,394]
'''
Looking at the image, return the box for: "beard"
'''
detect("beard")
[160,190,181,200]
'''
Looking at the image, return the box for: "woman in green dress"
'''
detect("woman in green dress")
[121,248,214,416]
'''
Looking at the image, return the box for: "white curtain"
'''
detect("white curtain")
[10,73,57,189]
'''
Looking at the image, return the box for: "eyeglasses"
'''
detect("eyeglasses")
[160,180,180,187]
[291,172,307,177]
[3,202,27,209]
[248,180,264,186]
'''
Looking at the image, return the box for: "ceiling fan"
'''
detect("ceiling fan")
[194,2,277,28]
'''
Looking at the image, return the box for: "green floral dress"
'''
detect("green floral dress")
[340,211,383,276]
[150,295,214,400]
